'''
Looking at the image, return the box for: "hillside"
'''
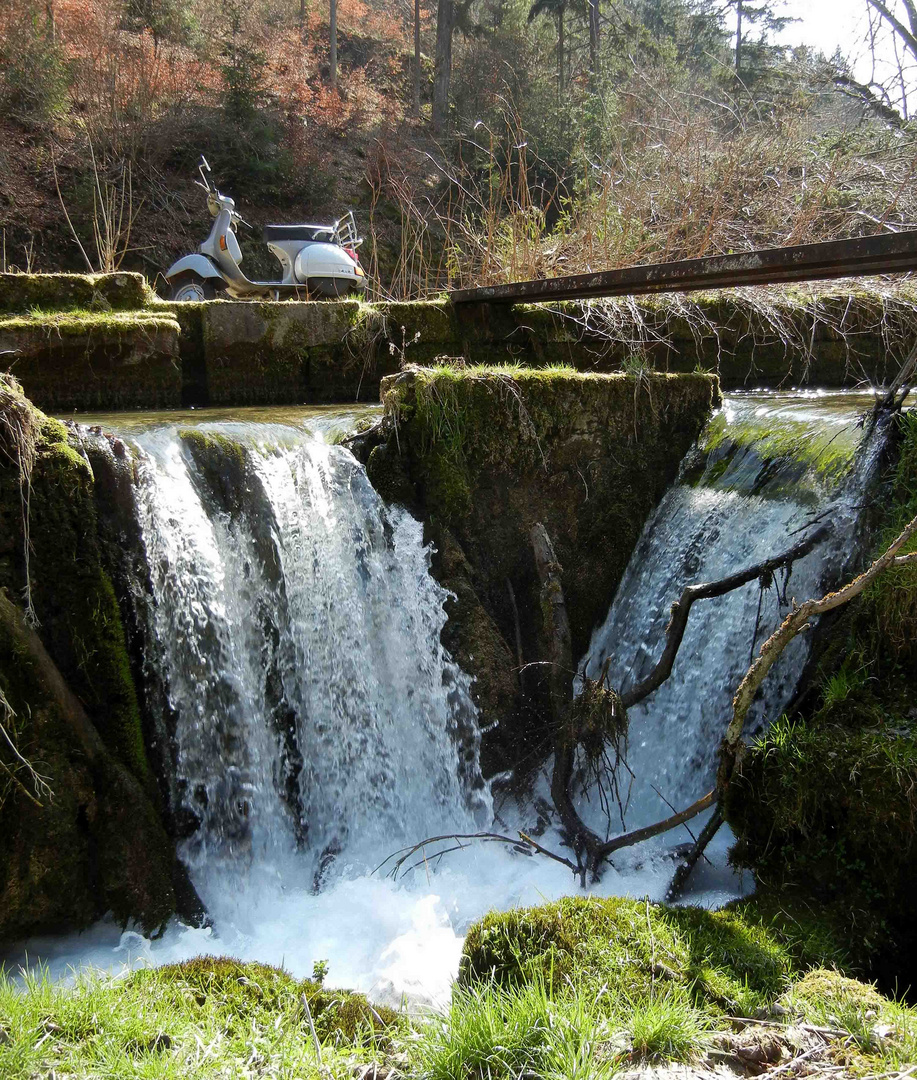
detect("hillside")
[2,0,917,297]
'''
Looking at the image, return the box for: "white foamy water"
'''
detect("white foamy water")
[4,392,885,1001]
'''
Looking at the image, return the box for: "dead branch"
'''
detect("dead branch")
[374,830,579,879]
[620,525,830,709]
[665,805,723,902]
[596,789,717,863]
[719,511,917,789]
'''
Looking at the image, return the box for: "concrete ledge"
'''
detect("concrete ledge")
[0,272,152,314]
[1,273,914,409]
[0,311,182,411]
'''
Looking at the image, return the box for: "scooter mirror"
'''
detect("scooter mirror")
[200,155,211,172]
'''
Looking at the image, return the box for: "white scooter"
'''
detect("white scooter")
[165,156,367,301]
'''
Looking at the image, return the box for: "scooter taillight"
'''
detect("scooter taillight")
[345,247,359,262]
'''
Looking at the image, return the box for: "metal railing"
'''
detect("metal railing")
[450,231,917,306]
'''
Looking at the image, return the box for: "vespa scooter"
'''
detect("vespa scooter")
[165,156,367,301]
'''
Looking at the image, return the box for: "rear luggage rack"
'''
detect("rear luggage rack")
[333,211,363,250]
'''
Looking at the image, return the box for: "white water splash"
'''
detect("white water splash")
[7,392,883,1001]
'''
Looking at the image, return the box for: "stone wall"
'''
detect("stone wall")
[1,273,914,411]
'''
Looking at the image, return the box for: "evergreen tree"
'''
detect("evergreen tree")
[726,0,793,78]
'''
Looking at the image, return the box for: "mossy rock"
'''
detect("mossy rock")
[725,716,917,964]
[133,957,400,1043]
[180,428,250,516]
[0,272,154,313]
[724,411,917,981]
[0,377,147,780]
[785,968,886,1017]
[460,895,815,1017]
[0,591,178,938]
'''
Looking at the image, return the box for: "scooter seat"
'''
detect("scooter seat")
[263,224,335,243]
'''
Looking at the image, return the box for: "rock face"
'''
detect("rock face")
[364,366,720,774]
[0,374,190,940]
[723,409,917,981]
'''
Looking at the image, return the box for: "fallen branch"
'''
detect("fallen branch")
[595,789,716,863]
[621,526,830,709]
[665,805,723,902]
[720,511,917,788]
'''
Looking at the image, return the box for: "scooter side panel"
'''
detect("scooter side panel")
[164,254,225,282]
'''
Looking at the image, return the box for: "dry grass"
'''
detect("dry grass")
[365,84,917,299]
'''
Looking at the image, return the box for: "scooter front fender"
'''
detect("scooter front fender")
[164,254,226,283]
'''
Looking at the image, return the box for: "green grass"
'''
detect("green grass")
[0,957,400,1080]
[3,944,917,1079]
[407,972,706,1079]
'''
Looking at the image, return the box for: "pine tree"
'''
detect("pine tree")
[727,0,792,78]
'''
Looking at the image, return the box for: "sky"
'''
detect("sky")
[776,0,914,108]
[779,0,865,59]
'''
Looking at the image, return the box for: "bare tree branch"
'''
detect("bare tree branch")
[719,511,917,788]
[620,525,831,709]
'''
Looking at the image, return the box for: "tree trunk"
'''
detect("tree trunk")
[432,0,454,134]
[735,0,743,75]
[558,6,564,98]
[330,0,338,90]
[413,0,421,116]
[588,0,599,80]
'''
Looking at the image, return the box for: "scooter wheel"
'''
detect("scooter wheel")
[170,273,222,302]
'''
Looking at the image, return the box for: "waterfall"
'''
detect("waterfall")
[129,422,490,896]
[580,390,883,831]
[6,391,888,999]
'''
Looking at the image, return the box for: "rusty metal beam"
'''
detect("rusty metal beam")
[449,231,917,305]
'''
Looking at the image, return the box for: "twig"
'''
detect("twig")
[621,525,830,709]
[665,805,723,902]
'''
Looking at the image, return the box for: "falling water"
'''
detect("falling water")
[3,391,891,1000]
[580,390,885,831]
[131,420,490,891]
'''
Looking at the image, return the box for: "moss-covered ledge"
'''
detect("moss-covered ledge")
[365,363,720,774]
[724,410,917,984]
[0,271,153,313]
[0,308,182,411]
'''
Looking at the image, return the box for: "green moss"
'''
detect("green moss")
[131,957,400,1042]
[395,365,718,524]
[0,590,176,938]
[460,895,805,1018]
[180,428,249,516]
[726,717,917,922]
[700,407,860,488]
[0,309,177,336]
[0,387,148,780]
[867,411,917,666]
[781,969,917,1070]
[725,891,861,974]
[0,272,154,314]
